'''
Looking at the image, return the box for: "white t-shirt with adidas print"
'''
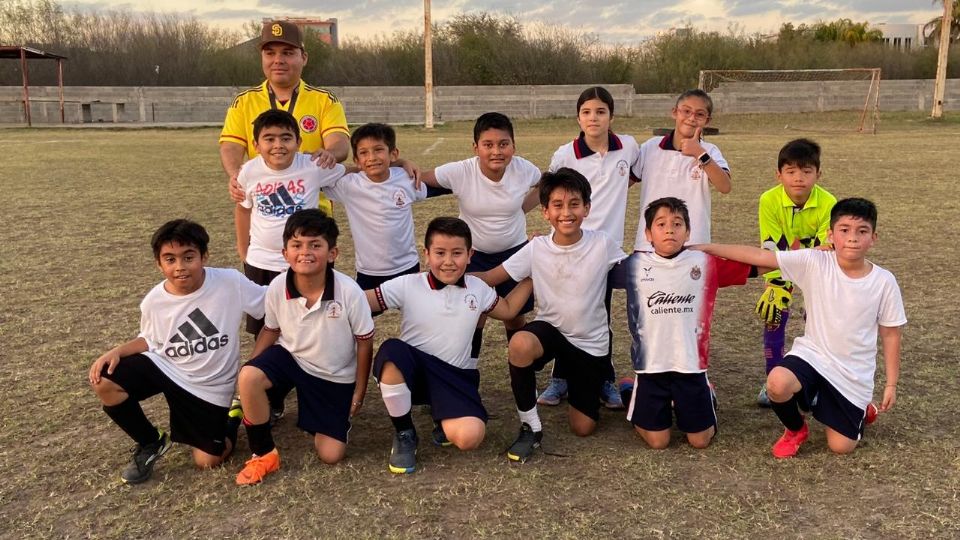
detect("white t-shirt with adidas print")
[140,267,266,407]
[238,153,345,271]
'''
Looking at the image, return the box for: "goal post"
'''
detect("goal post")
[698,68,882,133]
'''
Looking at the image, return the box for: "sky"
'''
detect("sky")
[61,1,944,43]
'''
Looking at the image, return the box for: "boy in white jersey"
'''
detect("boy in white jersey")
[88,220,266,484]
[419,112,541,367]
[235,109,345,336]
[633,89,731,252]
[323,123,426,297]
[696,198,906,457]
[367,217,533,474]
[235,210,374,485]
[478,169,627,462]
[611,198,761,449]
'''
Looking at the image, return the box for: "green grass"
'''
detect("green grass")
[1,111,959,538]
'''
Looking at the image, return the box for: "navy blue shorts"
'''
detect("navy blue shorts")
[468,242,534,315]
[523,321,606,421]
[355,262,420,291]
[779,355,867,441]
[373,339,488,422]
[626,372,717,434]
[243,263,282,335]
[246,345,355,443]
[101,354,229,456]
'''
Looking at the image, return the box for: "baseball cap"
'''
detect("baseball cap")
[260,20,303,49]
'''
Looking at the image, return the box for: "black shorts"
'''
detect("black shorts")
[243,263,282,335]
[246,345,355,443]
[523,321,606,421]
[356,262,421,316]
[101,354,229,456]
[626,372,717,434]
[373,338,487,422]
[779,355,867,441]
[468,243,534,315]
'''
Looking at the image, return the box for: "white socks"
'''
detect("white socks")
[518,406,542,432]
[379,382,412,417]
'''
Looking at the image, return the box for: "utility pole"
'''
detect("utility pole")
[932,0,954,119]
[424,0,434,129]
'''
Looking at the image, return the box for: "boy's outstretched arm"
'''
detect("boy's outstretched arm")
[89,337,148,384]
[351,337,374,417]
[473,265,512,288]
[235,205,252,262]
[878,325,902,412]
[249,327,280,360]
[364,289,387,314]
[694,244,778,269]
[521,185,541,213]
[486,278,534,321]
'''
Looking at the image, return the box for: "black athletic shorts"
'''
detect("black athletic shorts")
[522,320,606,421]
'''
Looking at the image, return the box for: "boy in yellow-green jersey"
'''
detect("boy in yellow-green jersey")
[756,139,836,407]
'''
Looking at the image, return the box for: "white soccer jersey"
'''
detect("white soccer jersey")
[633,133,729,252]
[323,168,426,276]
[777,250,907,409]
[503,229,626,357]
[434,156,541,253]
[611,250,752,374]
[548,132,640,248]
[238,153,345,271]
[375,273,498,369]
[140,268,266,407]
[264,269,375,383]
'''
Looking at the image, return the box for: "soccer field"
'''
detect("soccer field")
[2,111,958,538]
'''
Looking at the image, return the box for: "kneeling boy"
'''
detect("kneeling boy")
[88,219,266,484]
[696,198,906,457]
[367,217,532,474]
[236,209,374,485]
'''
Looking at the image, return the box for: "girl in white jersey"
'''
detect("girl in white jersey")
[542,87,641,409]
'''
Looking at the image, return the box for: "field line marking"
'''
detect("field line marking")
[423,138,444,155]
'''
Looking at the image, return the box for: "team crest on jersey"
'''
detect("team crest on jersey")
[326,301,343,318]
[393,190,408,207]
[300,115,319,133]
[616,159,629,177]
[464,294,479,311]
[690,166,703,181]
[690,265,702,281]
[640,266,654,282]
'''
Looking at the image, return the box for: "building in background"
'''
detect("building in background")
[875,23,924,50]
[264,17,339,48]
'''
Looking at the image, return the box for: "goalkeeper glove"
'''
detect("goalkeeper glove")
[756,283,791,326]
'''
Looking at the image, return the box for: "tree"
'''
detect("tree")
[924,0,960,45]
[812,18,883,45]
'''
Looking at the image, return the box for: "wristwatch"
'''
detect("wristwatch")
[698,152,711,165]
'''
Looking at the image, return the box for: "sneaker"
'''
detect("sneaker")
[121,430,172,485]
[865,402,878,425]
[431,422,452,448]
[772,422,809,459]
[506,423,542,463]
[757,386,772,408]
[235,448,281,485]
[601,380,625,409]
[537,378,568,406]
[389,429,418,474]
[269,401,285,427]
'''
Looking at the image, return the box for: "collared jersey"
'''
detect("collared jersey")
[503,229,627,356]
[264,268,375,383]
[238,154,345,272]
[758,184,836,283]
[633,131,729,251]
[777,250,906,409]
[324,167,427,276]
[610,250,752,374]
[549,132,640,248]
[434,156,541,253]
[375,273,498,370]
[140,268,266,407]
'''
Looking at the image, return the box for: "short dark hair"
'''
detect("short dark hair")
[644,197,690,230]
[350,122,397,155]
[576,86,615,117]
[283,209,339,247]
[538,167,592,207]
[676,89,714,116]
[425,217,472,250]
[253,109,300,141]
[778,138,821,171]
[830,197,878,231]
[151,219,209,260]
[473,112,515,143]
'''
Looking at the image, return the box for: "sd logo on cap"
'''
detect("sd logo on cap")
[261,20,303,49]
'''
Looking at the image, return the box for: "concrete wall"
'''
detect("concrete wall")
[1,80,956,125]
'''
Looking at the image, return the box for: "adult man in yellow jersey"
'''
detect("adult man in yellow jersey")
[220,20,348,214]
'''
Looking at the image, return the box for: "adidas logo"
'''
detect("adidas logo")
[256,184,304,218]
[164,308,228,357]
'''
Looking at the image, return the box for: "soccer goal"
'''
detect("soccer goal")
[698,68,882,133]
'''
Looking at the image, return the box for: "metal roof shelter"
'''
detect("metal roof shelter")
[0,46,67,126]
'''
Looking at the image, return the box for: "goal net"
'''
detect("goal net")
[698,68,881,133]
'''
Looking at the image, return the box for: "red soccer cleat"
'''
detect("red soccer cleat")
[772,421,809,459]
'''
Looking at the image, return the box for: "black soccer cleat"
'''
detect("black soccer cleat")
[506,423,542,463]
[121,430,172,484]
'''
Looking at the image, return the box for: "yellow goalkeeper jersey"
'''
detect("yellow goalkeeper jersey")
[758,184,836,283]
